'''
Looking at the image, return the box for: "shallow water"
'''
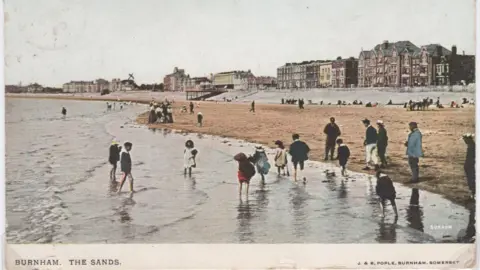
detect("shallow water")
[6,98,474,243]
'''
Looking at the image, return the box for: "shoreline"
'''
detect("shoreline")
[7,93,475,207]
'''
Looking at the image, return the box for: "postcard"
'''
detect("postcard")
[3,0,477,269]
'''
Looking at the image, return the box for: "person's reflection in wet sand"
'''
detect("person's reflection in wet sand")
[162,128,171,137]
[338,179,348,199]
[149,128,156,133]
[118,193,136,223]
[406,188,424,232]
[289,184,309,239]
[196,133,204,139]
[376,216,398,243]
[235,198,253,243]
[255,182,269,210]
[457,204,476,243]
[184,176,196,191]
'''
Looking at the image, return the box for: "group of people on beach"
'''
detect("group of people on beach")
[147,99,174,124]
[107,97,475,220]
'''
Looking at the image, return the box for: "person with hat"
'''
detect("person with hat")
[250,146,270,184]
[405,122,423,183]
[274,140,288,176]
[462,133,475,198]
[376,120,389,168]
[234,152,256,197]
[323,117,341,161]
[362,118,378,170]
[108,138,122,182]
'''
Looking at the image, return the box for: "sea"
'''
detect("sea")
[5,98,474,243]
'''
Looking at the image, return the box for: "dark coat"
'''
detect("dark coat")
[108,145,121,165]
[324,123,341,144]
[337,144,350,166]
[120,150,132,173]
[289,140,310,162]
[377,126,388,147]
[376,174,396,199]
[365,125,378,145]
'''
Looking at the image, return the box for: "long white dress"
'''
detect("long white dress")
[183,147,196,169]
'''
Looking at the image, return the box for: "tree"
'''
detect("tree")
[159,83,164,91]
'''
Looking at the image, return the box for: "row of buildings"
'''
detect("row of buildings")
[62,78,136,93]
[277,40,475,89]
[163,67,276,91]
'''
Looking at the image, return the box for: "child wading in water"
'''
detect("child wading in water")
[250,146,271,184]
[184,140,198,176]
[336,138,350,176]
[234,153,256,198]
[108,139,122,182]
[274,140,288,176]
[117,142,134,193]
[288,133,310,182]
[375,165,398,217]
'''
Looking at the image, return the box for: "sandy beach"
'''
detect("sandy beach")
[137,101,475,206]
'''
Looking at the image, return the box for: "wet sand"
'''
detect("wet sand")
[138,102,475,207]
[6,97,474,243]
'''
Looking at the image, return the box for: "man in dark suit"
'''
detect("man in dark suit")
[323,117,341,160]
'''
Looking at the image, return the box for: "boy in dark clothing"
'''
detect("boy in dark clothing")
[250,101,255,112]
[117,142,134,193]
[375,165,398,217]
[336,138,350,176]
[289,133,310,182]
[376,120,389,168]
[108,139,122,182]
[61,107,67,117]
[324,117,341,160]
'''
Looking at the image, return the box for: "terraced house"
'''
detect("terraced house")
[358,40,475,87]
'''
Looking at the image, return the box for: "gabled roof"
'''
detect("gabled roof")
[421,44,452,57]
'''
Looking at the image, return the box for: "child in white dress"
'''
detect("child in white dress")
[184,140,198,176]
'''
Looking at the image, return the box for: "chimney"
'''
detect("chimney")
[436,45,442,56]
[452,45,457,55]
[383,40,389,49]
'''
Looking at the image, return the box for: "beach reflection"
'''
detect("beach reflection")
[236,198,253,243]
[376,216,398,243]
[289,184,309,238]
[406,188,424,232]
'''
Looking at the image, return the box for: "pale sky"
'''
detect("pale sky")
[4,0,476,87]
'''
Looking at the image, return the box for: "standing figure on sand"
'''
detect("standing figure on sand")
[323,117,341,161]
[362,118,378,170]
[61,107,67,117]
[405,122,423,183]
[288,133,310,183]
[234,152,256,198]
[183,140,198,177]
[117,142,134,193]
